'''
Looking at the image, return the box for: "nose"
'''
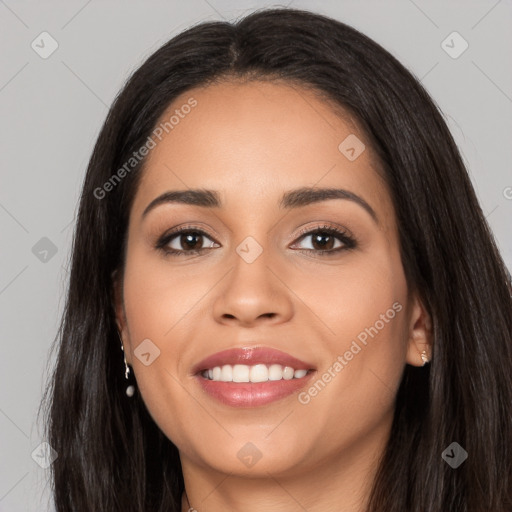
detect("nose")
[212,247,294,327]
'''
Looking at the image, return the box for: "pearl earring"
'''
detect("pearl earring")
[119,335,135,397]
[421,350,429,366]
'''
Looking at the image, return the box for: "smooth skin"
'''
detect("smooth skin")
[114,80,432,512]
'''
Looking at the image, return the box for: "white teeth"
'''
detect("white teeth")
[221,364,232,381]
[232,364,250,382]
[268,364,283,381]
[282,366,294,380]
[250,364,268,382]
[201,363,310,382]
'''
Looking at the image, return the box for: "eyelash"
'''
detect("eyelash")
[155,223,357,258]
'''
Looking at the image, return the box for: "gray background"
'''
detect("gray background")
[0,1,510,510]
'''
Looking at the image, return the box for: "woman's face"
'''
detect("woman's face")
[115,80,430,482]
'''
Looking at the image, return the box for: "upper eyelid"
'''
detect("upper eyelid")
[159,224,353,248]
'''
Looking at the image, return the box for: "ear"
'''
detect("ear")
[112,269,131,364]
[405,293,432,367]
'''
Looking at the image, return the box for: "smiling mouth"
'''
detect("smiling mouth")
[192,346,317,407]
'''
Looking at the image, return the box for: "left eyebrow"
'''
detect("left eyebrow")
[141,186,378,225]
[279,186,378,224]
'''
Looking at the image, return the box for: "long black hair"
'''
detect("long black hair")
[39,7,512,511]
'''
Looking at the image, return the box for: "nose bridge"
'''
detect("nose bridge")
[211,228,293,325]
[230,232,276,298]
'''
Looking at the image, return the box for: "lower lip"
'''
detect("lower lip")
[195,372,316,407]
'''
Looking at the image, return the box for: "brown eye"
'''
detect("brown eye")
[301,231,338,251]
[156,228,219,256]
[175,232,205,251]
[292,226,356,255]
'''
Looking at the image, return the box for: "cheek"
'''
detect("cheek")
[295,246,409,436]
[121,248,189,388]
[122,243,204,342]
[299,243,408,354]
[121,252,201,446]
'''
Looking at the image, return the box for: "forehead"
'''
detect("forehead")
[130,79,393,225]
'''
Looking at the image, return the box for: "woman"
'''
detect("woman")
[40,7,512,511]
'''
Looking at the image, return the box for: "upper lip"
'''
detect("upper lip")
[192,346,316,374]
